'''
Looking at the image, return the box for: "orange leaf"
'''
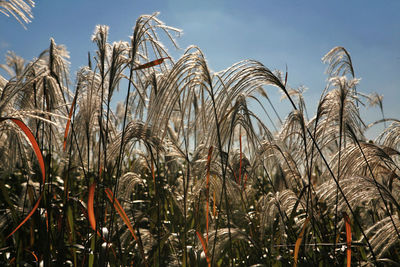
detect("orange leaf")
[0,118,45,183]
[294,217,310,267]
[6,193,43,239]
[99,164,103,177]
[63,90,78,151]
[25,249,38,262]
[104,188,148,267]
[104,188,137,241]
[196,231,210,267]
[132,57,170,71]
[343,212,352,267]
[88,182,96,231]
[1,118,46,239]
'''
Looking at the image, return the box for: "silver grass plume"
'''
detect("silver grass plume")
[257,189,306,238]
[106,121,164,166]
[0,51,25,77]
[0,0,35,28]
[322,46,355,78]
[317,175,400,216]
[363,215,400,258]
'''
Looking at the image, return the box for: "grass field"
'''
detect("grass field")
[1,12,400,266]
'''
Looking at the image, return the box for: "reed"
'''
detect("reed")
[1,12,399,266]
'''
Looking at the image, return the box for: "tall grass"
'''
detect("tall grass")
[1,13,400,266]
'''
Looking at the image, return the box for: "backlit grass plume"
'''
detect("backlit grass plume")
[1,13,399,266]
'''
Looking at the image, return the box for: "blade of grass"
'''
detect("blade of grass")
[213,190,216,218]
[67,205,77,267]
[45,210,49,232]
[104,188,137,240]
[294,217,310,267]
[25,249,38,262]
[132,57,170,70]
[343,212,351,267]
[1,117,46,239]
[104,188,148,267]
[206,146,213,245]
[63,88,79,151]
[9,257,15,265]
[196,231,210,267]
[284,66,288,87]
[151,160,156,194]
[89,234,95,267]
[0,118,45,183]
[88,182,96,232]
[278,78,378,264]
[6,193,43,239]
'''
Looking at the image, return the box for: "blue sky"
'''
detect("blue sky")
[1,0,399,138]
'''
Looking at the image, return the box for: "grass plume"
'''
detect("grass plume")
[0,13,399,266]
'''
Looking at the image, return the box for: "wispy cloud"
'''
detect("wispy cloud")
[0,41,10,49]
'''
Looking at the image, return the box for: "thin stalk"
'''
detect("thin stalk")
[106,51,148,267]
[333,90,345,260]
[346,124,400,240]
[207,80,234,266]
[279,83,378,264]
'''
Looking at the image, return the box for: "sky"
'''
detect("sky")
[1,0,399,138]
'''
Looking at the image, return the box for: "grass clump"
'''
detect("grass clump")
[1,13,400,266]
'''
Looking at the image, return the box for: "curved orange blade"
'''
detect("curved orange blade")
[104,188,137,241]
[294,217,310,267]
[0,118,46,183]
[6,193,43,239]
[196,231,210,267]
[104,187,148,267]
[1,117,46,239]
[25,249,38,262]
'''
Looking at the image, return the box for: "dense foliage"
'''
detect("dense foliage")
[1,13,399,266]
